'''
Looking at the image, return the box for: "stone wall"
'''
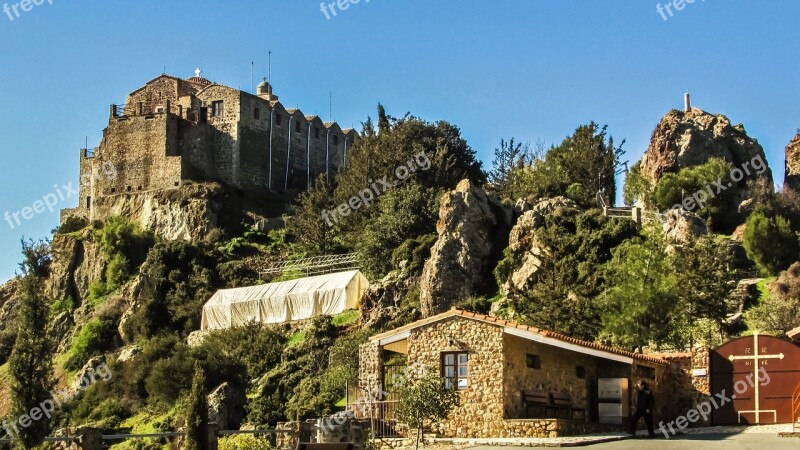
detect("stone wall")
[358,340,383,398]
[502,333,620,420]
[407,317,506,438]
[83,113,182,207]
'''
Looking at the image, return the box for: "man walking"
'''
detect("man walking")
[629,380,656,438]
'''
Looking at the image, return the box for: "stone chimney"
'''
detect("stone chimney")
[684,92,691,113]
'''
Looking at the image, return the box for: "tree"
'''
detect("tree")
[743,211,800,276]
[488,138,531,201]
[19,237,50,278]
[8,273,55,448]
[510,123,625,207]
[503,209,638,340]
[673,236,736,346]
[396,369,458,450]
[287,175,339,256]
[745,262,800,335]
[184,361,209,450]
[600,231,681,350]
[654,159,740,231]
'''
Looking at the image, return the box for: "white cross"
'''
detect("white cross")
[727,333,784,423]
[195,68,202,78]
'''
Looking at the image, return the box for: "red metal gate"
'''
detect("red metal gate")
[711,334,800,425]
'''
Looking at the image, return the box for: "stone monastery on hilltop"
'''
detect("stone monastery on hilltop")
[67,70,356,222]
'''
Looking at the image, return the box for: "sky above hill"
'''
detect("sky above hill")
[0,0,798,282]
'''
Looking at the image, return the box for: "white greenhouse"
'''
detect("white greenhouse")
[200,270,369,330]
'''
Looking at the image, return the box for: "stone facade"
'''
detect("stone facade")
[356,312,699,438]
[68,73,356,223]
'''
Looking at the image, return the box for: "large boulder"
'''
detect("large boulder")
[640,109,773,185]
[661,208,707,243]
[207,382,247,430]
[419,180,512,317]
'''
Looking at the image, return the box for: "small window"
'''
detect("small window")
[127,186,132,192]
[576,366,586,379]
[254,108,261,120]
[110,188,116,193]
[295,121,301,133]
[315,127,320,139]
[211,100,224,118]
[174,182,180,187]
[442,352,469,389]
[526,354,541,369]
[275,114,282,126]
[86,196,91,209]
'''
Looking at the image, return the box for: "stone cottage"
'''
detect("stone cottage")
[356,309,695,438]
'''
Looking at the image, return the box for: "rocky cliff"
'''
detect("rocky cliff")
[785,132,800,192]
[640,109,772,185]
[90,182,223,242]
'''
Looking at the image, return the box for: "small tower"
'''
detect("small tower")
[257,78,279,101]
[684,92,691,113]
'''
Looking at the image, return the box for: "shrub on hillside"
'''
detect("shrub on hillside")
[743,211,800,276]
[65,317,118,371]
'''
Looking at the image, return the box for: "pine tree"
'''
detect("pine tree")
[184,361,209,450]
[488,138,528,201]
[8,263,55,448]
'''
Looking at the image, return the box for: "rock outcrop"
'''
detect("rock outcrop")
[419,180,512,317]
[640,109,773,185]
[47,232,106,305]
[360,272,420,329]
[207,382,247,430]
[91,183,222,242]
[785,132,800,192]
[504,197,579,294]
[662,208,707,243]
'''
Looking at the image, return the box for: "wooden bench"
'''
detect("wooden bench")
[521,390,550,417]
[296,444,355,450]
[549,392,585,420]
[521,390,585,420]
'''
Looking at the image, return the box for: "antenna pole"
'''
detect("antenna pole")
[251,61,254,94]
[329,91,333,122]
[268,51,272,84]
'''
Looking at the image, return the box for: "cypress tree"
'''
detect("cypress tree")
[8,274,55,449]
[184,361,209,450]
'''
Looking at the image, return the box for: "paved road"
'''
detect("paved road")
[593,433,797,449]
[468,432,799,449]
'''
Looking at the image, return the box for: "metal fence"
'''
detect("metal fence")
[259,253,360,279]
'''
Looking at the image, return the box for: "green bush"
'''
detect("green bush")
[145,344,194,405]
[219,434,274,450]
[743,211,800,276]
[65,318,118,371]
[57,216,89,234]
[392,233,438,275]
[49,296,76,318]
[93,216,154,296]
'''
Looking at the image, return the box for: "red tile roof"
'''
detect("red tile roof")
[370,308,670,365]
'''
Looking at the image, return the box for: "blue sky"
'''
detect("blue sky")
[0,0,797,282]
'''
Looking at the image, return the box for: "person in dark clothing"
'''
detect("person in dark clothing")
[629,380,656,438]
